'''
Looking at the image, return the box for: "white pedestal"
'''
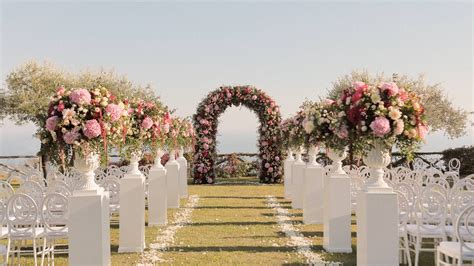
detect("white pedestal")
[118,173,146,253]
[357,190,398,265]
[148,167,167,226]
[323,173,352,253]
[291,161,305,209]
[284,159,294,199]
[303,165,324,224]
[69,188,111,266]
[166,160,180,208]
[177,157,188,199]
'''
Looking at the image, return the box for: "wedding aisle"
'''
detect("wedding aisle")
[145,182,355,265]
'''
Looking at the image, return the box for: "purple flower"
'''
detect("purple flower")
[69,88,92,105]
[46,116,59,131]
[83,119,102,139]
[63,130,80,144]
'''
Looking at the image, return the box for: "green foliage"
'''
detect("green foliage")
[327,70,469,139]
[442,146,474,176]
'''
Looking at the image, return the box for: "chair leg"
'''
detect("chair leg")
[33,239,37,266]
[51,240,55,266]
[404,235,412,266]
[41,238,47,266]
[5,239,10,265]
[414,236,421,266]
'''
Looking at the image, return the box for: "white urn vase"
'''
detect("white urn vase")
[308,145,321,167]
[153,149,165,170]
[362,140,392,192]
[327,148,347,175]
[287,149,295,160]
[128,151,142,176]
[295,147,303,163]
[73,151,100,192]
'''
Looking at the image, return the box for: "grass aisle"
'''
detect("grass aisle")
[158,182,306,265]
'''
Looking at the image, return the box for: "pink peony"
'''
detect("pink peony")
[105,104,123,122]
[46,116,59,131]
[379,82,399,97]
[370,116,391,137]
[141,117,153,130]
[63,130,80,144]
[69,88,92,105]
[83,119,102,139]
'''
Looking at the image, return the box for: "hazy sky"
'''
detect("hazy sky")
[1,1,472,155]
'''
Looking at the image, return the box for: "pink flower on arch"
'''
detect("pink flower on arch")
[46,116,59,131]
[83,119,102,139]
[141,117,153,130]
[370,116,391,137]
[69,88,92,105]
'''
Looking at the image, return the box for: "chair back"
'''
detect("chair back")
[415,190,447,234]
[0,181,14,204]
[41,193,68,236]
[448,158,461,174]
[46,180,72,197]
[101,177,120,206]
[456,205,474,253]
[17,180,44,208]
[7,193,39,238]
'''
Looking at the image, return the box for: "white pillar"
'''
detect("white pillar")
[177,147,188,199]
[118,154,146,253]
[357,191,398,265]
[323,148,352,253]
[166,151,180,208]
[303,146,323,224]
[357,141,398,265]
[284,149,295,199]
[148,149,167,226]
[69,188,111,265]
[291,149,305,209]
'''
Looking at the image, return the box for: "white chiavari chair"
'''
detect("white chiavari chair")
[396,191,412,266]
[41,193,68,266]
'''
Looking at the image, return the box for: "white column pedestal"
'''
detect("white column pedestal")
[284,159,294,199]
[166,160,180,208]
[148,167,167,226]
[323,173,352,253]
[303,165,324,224]
[177,157,188,199]
[357,190,398,265]
[291,161,305,209]
[69,188,111,266]
[118,173,146,253]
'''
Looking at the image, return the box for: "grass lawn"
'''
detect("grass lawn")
[3,176,435,265]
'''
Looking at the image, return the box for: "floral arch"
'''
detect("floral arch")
[193,86,283,184]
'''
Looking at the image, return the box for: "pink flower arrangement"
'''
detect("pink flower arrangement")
[69,88,92,105]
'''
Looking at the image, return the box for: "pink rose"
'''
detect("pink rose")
[203,143,209,150]
[394,119,404,135]
[57,102,65,112]
[268,167,274,173]
[69,88,92,105]
[105,104,123,122]
[63,130,80,144]
[56,86,65,95]
[417,124,428,139]
[252,95,257,101]
[141,117,153,130]
[336,126,349,139]
[353,81,368,91]
[46,116,59,131]
[265,163,270,168]
[83,119,102,139]
[369,116,391,137]
[379,82,399,97]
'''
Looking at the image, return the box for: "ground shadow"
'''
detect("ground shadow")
[200,196,284,199]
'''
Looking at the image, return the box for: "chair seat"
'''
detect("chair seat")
[0,227,8,239]
[439,241,474,259]
[45,227,68,239]
[445,226,474,241]
[407,224,446,237]
[9,227,44,240]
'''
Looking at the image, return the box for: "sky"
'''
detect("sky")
[0,1,473,156]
